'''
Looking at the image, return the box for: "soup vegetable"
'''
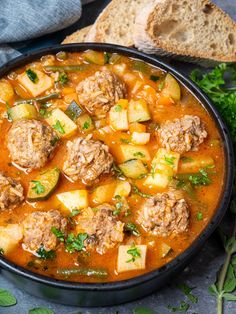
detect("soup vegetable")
[0,50,224,282]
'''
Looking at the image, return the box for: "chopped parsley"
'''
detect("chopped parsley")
[51,227,65,242]
[114,104,122,112]
[65,233,88,253]
[113,195,123,216]
[36,245,56,260]
[197,211,203,221]
[50,135,59,146]
[26,68,38,83]
[189,168,211,186]
[120,138,130,144]
[104,52,110,64]
[57,72,68,85]
[70,208,81,217]
[180,156,194,163]
[150,163,156,178]
[133,152,145,158]
[150,75,160,82]
[126,245,141,263]
[53,120,65,134]
[0,248,4,255]
[164,155,176,166]
[82,118,92,130]
[31,180,45,194]
[124,222,140,237]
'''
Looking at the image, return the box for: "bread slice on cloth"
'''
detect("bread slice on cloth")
[133,0,236,65]
[62,25,92,44]
[86,0,152,46]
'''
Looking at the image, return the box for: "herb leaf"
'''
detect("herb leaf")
[36,245,56,260]
[57,72,68,85]
[167,301,190,312]
[31,180,45,194]
[51,227,65,242]
[0,289,17,307]
[177,283,198,303]
[52,120,65,134]
[26,69,38,83]
[132,185,152,198]
[124,222,140,237]
[65,233,88,253]
[133,307,156,314]
[126,245,141,263]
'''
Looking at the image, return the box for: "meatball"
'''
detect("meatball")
[137,191,189,236]
[158,115,207,153]
[0,173,24,211]
[76,204,124,254]
[76,70,127,117]
[7,119,58,170]
[22,210,67,253]
[63,135,113,184]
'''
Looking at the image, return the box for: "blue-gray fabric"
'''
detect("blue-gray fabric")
[0,0,83,65]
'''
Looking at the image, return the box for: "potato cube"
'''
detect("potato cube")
[0,224,23,254]
[119,159,148,179]
[0,80,14,103]
[46,108,77,138]
[91,183,116,205]
[152,148,180,174]
[129,122,146,133]
[109,106,129,131]
[57,190,88,211]
[17,69,53,97]
[114,181,131,198]
[116,144,151,163]
[179,156,214,173]
[128,99,151,123]
[131,132,150,145]
[144,173,170,189]
[117,245,147,272]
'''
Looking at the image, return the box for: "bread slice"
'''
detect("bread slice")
[133,0,236,65]
[62,25,92,44]
[86,0,152,46]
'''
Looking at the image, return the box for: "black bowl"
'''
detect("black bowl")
[0,43,234,307]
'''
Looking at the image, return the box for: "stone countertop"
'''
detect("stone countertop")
[1,1,236,313]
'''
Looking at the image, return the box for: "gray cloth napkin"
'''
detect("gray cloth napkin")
[0,0,83,65]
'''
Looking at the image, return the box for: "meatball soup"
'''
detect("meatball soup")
[0,50,225,282]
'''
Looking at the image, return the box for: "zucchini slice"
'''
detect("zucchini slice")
[65,100,83,121]
[9,103,38,121]
[27,167,60,201]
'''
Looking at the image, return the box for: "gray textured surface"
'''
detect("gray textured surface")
[1,1,236,313]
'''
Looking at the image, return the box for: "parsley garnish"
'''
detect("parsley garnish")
[65,233,88,253]
[164,156,176,166]
[57,72,68,85]
[124,222,140,237]
[181,156,194,163]
[126,245,141,263]
[189,168,211,186]
[36,245,56,260]
[104,52,110,64]
[51,227,65,242]
[53,120,65,134]
[26,69,38,83]
[31,180,45,194]
[120,138,130,144]
[133,152,145,158]
[50,136,59,146]
[114,104,122,112]
[196,211,203,221]
[0,248,4,255]
[82,118,91,130]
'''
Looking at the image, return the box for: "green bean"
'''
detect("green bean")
[57,267,108,278]
[14,92,60,105]
[44,65,88,72]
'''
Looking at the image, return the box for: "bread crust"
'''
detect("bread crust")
[62,25,92,44]
[133,0,236,64]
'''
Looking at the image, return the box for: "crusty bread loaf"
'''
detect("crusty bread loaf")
[133,0,236,64]
[86,0,152,46]
[62,25,92,44]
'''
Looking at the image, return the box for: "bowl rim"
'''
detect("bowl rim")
[0,43,234,291]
